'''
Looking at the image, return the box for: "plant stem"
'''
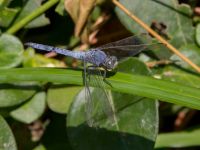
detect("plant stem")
[6,0,59,34]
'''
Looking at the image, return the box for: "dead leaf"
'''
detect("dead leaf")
[75,0,97,36]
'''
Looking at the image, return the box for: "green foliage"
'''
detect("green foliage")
[155,126,200,148]
[116,0,194,48]
[0,0,200,149]
[0,115,17,150]
[67,58,158,150]
[0,34,23,68]
[10,92,46,124]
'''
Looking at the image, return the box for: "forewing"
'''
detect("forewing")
[97,33,162,59]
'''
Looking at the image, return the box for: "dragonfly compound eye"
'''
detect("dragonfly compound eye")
[104,56,118,70]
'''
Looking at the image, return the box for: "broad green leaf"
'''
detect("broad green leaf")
[0,0,12,6]
[47,85,82,114]
[23,48,65,67]
[0,82,38,107]
[155,126,200,148]
[67,58,158,150]
[55,0,66,16]
[0,34,23,68]
[170,44,200,70]
[10,92,46,124]
[13,0,50,28]
[116,0,194,48]
[0,115,17,150]
[0,7,20,27]
[0,68,200,110]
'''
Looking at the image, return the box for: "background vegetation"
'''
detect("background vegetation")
[0,0,200,149]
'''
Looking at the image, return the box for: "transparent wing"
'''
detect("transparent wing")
[84,66,117,127]
[83,60,95,127]
[96,33,163,58]
[91,69,117,125]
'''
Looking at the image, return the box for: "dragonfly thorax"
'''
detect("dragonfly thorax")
[86,49,118,70]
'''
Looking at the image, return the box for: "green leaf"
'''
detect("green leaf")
[47,85,82,114]
[0,82,38,107]
[55,0,66,16]
[196,23,200,46]
[23,48,65,67]
[13,0,50,28]
[116,0,194,48]
[0,34,23,68]
[0,0,12,6]
[155,126,200,148]
[0,68,200,110]
[160,66,200,88]
[170,44,200,70]
[0,7,20,27]
[10,92,46,124]
[0,115,17,150]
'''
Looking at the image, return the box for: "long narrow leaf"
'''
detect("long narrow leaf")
[0,68,200,110]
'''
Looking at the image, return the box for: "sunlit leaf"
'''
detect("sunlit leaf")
[23,48,65,67]
[0,34,23,68]
[47,85,82,114]
[10,92,46,124]
[0,82,38,107]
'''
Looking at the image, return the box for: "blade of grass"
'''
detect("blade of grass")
[0,68,200,110]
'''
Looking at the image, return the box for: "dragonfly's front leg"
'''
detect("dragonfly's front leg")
[102,69,113,88]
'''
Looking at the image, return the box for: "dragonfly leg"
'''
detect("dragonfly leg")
[87,66,113,88]
[102,69,113,88]
[86,65,97,82]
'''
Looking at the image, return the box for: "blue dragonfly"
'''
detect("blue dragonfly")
[25,34,159,127]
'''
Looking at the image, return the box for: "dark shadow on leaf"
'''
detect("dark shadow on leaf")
[68,124,155,150]
[116,96,146,113]
[0,83,41,90]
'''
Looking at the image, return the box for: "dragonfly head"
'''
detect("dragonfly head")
[103,56,118,70]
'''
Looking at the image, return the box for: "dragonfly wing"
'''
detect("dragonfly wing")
[86,68,117,126]
[98,33,152,48]
[97,33,162,59]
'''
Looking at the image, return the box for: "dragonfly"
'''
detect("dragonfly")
[25,34,159,127]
